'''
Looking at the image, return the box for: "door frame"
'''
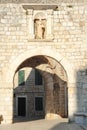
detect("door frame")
[16,95,27,117]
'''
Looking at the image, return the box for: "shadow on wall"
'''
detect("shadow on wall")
[0,115,3,124]
[13,67,68,123]
[56,67,87,124]
[75,68,87,113]
[13,68,45,123]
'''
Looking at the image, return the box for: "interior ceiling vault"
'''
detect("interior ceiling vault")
[16,55,67,82]
[16,55,56,70]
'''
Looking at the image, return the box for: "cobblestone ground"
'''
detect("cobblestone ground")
[0,119,83,130]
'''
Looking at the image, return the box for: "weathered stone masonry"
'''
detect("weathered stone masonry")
[0,0,87,124]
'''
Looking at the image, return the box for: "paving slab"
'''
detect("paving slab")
[0,119,83,130]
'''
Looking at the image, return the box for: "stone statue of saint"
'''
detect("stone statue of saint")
[34,19,46,39]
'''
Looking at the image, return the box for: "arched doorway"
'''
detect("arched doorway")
[13,55,68,122]
[5,47,75,123]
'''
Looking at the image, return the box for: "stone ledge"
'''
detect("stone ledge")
[23,5,57,10]
[74,112,87,125]
[27,39,53,42]
[75,112,87,117]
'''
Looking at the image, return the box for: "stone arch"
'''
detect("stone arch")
[6,47,75,85]
[5,47,76,122]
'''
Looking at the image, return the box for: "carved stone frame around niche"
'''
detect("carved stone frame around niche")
[26,9,53,41]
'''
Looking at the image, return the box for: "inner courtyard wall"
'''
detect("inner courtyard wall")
[14,68,45,119]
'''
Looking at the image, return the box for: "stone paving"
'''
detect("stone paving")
[0,119,84,130]
[81,125,87,130]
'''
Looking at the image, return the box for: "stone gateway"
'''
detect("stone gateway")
[0,0,87,125]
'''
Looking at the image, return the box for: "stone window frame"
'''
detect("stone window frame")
[26,9,53,41]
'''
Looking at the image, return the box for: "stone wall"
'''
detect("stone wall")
[0,3,86,70]
[0,2,87,124]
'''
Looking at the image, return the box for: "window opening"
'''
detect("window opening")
[35,97,43,111]
[35,69,42,85]
[18,70,25,86]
